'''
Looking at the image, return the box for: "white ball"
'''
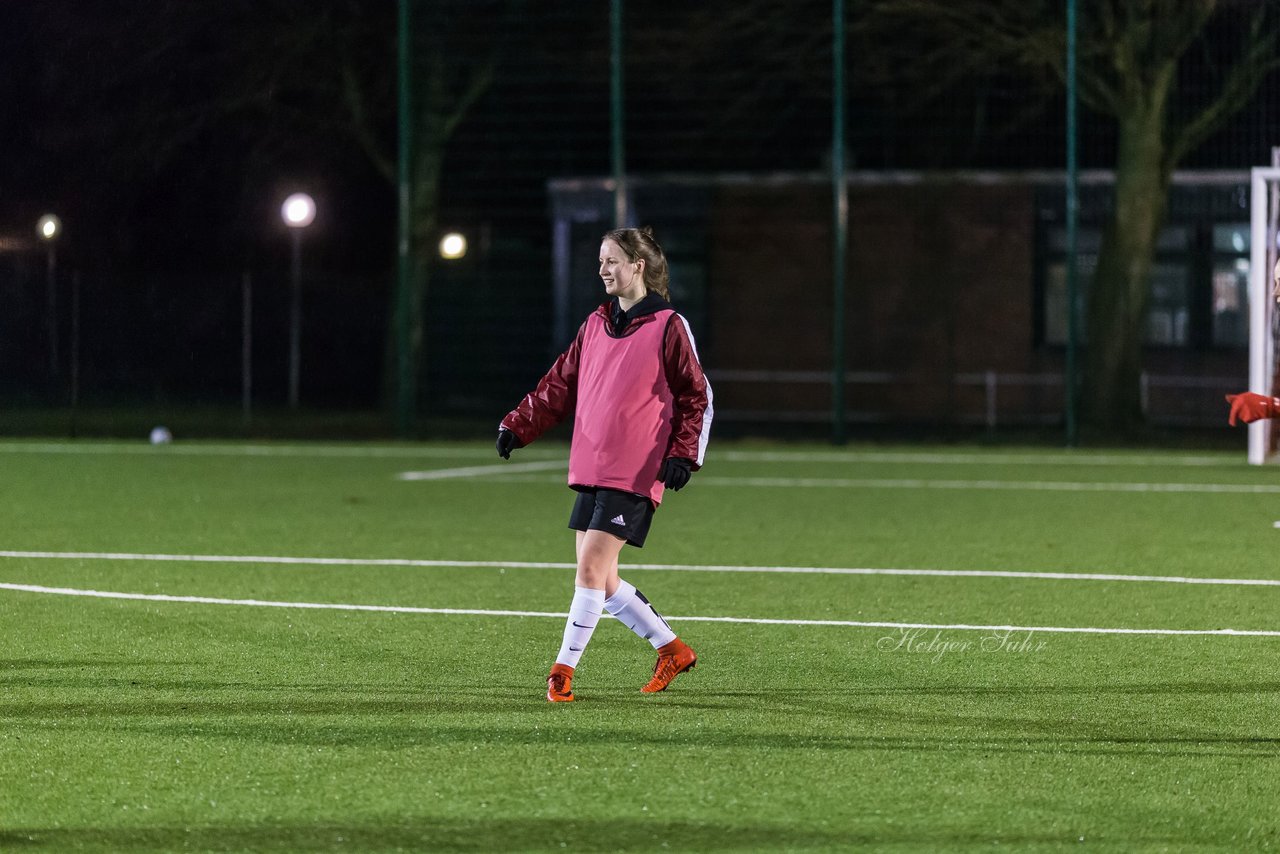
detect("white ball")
[149,426,173,445]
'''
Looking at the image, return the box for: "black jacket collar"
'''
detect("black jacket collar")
[607,293,672,336]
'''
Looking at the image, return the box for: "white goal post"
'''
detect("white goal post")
[1249,166,1280,464]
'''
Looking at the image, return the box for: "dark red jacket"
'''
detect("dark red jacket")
[501,295,712,500]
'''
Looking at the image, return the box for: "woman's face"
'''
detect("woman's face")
[599,239,646,303]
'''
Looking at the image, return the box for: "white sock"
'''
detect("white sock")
[555,587,605,668]
[604,579,677,650]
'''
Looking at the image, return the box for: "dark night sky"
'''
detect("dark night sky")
[6,2,1278,272]
[2,1,1277,409]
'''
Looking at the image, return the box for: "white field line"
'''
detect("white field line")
[2,550,1279,588]
[700,477,1280,494]
[3,441,1261,494]
[0,441,1239,467]
[0,443,512,459]
[398,460,564,480]
[481,473,1280,494]
[2,581,1278,637]
[0,442,570,463]
[715,450,1235,467]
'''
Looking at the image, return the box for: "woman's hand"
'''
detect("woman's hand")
[496,428,524,459]
[658,457,693,490]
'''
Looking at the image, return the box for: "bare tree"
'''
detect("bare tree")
[858,0,1280,430]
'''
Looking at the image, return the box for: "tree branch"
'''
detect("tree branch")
[1169,9,1280,164]
[339,59,396,185]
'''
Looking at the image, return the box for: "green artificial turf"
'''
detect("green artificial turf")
[1,439,1279,852]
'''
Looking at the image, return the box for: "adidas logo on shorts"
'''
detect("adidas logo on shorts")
[610,514,626,526]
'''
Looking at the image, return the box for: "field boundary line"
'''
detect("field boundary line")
[692,477,1280,494]
[398,460,564,480]
[473,473,1280,494]
[0,441,1235,467]
[715,450,1233,467]
[2,550,1279,588]
[2,581,1278,637]
[0,448,565,460]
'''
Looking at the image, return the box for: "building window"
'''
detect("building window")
[1211,224,1249,348]
[1043,257,1091,345]
[1145,263,1190,346]
[1043,227,1195,348]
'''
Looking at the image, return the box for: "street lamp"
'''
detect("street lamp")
[439,232,467,260]
[37,214,61,376]
[281,193,315,409]
[38,214,61,241]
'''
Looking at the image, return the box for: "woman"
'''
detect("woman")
[497,226,713,702]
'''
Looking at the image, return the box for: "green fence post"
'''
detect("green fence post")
[1065,0,1080,446]
[396,0,414,436]
[611,0,627,228]
[832,0,848,445]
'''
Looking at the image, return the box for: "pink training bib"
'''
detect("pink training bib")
[568,309,674,505]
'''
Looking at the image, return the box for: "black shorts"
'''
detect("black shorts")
[568,487,656,548]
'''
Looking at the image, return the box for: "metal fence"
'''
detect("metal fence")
[712,369,1243,429]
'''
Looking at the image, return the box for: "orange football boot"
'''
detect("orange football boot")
[641,638,697,693]
[547,663,575,702]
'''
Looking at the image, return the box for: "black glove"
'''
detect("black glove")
[496,428,524,460]
[658,457,693,491]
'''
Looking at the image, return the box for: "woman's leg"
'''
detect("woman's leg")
[551,530,625,676]
[577,529,680,656]
[575,529,624,596]
[588,535,694,693]
[604,577,677,651]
